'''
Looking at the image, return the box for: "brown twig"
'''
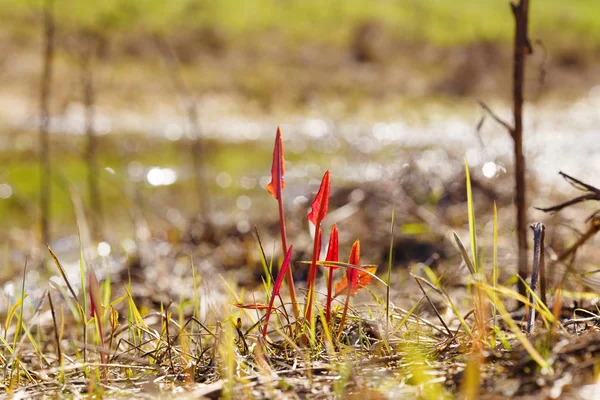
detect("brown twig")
[535,172,600,271]
[478,101,514,135]
[410,273,452,337]
[48,292,63,368]
[163,304,175,375]
[554,217,600,265]
[526,222,545,333]
[563,315,600,328]
[533,223,547,307]
[536,171,600,214]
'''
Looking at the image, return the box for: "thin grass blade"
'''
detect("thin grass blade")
[464,159,478,273]
[453,232,476,275]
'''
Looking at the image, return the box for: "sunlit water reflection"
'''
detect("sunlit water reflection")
[8,97,599,187]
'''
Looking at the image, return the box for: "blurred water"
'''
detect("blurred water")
[2,91,598,188]
[0,86,600,193]
[2,91,600,314]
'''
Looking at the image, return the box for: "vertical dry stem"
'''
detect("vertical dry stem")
[154,35,209,215]
[527,222,545,333]
[511,0,531,297]
[39,0,55,245]
[81,37,104,241]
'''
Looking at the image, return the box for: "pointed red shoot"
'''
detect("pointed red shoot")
[348,240,360,268]
[263,245,293,338]
[307,170,331,226]
[325,224,339,322]
[266,127,285,200]
[325,224,339,269]
[266,127,299,319]
[347,240,360,289]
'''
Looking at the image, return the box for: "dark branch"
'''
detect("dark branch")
[559,171,600,194]
[535,194,599,214]
[536,172,600,214]
[478,101,515,137]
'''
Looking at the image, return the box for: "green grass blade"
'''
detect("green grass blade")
[464,159,478,273]
[393,295,426,332]
[13,260,27,350]
[386,204,396,344]
[254,227,272,288]
[517,276,555,330]
[317,306,335,356]
[453,232,476,275]
[483,284,551,371]
[441,287,473,339]
[492,202,498,323]
[191,255,200,322]
[5,297,26,338]
[78,238,88,364]
[48,246,84,316]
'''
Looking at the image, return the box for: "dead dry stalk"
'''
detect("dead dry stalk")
[39,0,56,246]
[480,0,532,298]
[511,0,531,298]
[153,35,209,216]
[80,33,104,242]
[532,222,547,307]
[527,222,545,333]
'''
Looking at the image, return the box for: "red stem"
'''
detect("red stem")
[326,267,333,322]
[269,128,299,320]
[93,310,107,381]
[304,224,321,323]
[262,287,278,338]
[338,291,351,339]
[277,184,299,320]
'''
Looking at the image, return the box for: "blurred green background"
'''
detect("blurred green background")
[2,0,599,47]
[0,0,598,246]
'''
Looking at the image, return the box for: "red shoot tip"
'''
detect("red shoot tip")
[266,127,285,200]
[325,224,339,268]
[348,239,360,266]
[307,170,331,226]
[347,239,360,284]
